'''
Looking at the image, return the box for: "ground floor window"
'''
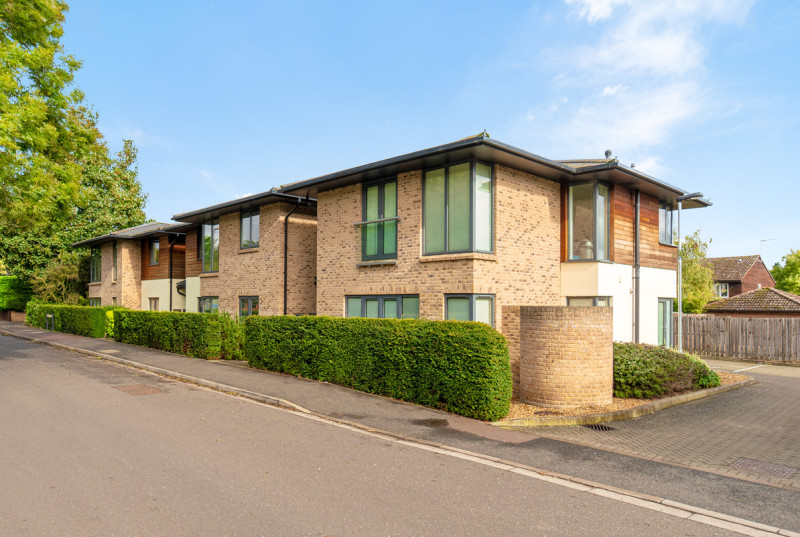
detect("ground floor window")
[240,296,259,317]
[345,295,419,319]
[88,298,101,307]
[658,298,673,348]
[567,296,611,307]
[445,294,494,326]
[112,297,118,306]
[198,296,219,313]
[149,297,159,311]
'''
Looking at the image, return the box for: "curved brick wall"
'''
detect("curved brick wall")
[519,306,613,407]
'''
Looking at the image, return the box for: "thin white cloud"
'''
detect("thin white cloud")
[565,0,629,23]
[601,84,625,97]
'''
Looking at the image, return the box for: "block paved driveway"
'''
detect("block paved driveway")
[525,360,800,490]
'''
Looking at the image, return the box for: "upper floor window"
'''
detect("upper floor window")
[202,219,220,272]
[423,162,493,255]
[90,246,102,282]
[714,282,729,298]
[445,294,494,326]
[112,241,118,281]
[241,210,260,249]
[149,238,160,265]
[361,179,397,261]
[346,295,419,319]
[567,181,610,261]
[659,201,674,245]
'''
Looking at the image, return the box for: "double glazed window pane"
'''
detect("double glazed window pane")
[447,164,471,251]
[203,220,220,272]
[423,169,446,253]
[659,202,673,244]
[446,297,471,322]
[474,163,493,252]
[568,182,609,261]
[241,211,259,249]
[446,295,494,326]
[362,180,397,260]
[345,296,419,319]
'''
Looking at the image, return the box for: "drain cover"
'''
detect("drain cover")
[730,458,797,479]
[113,384,165,396]
[582,423,616,431]
[412,418,449,427]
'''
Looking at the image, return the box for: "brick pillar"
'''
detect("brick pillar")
[520,306,613,407]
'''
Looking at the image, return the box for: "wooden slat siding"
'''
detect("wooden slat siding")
[675,313,800,362]
[185,227,202,277]
[611,186,676,270]
[613,185,635,265]
[141,236,187,280]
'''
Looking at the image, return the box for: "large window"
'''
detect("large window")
[567,182,610,261]
[112,241,118,281]
[714,282,729,298]
[198,296,219,313]
[346,295,419,319]
[659,201,674,245]
[658,298,674,348]
[149,238,160,265]
[360,179,397,261]
[88,298,101,307]
[445,294,494,326]
[567,297,611,307]
[90,246,102,282]
[202,219,220,272]
[240,296,259,317]
[241,210,259,249]
[423,162,493,255]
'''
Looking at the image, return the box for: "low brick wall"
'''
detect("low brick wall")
[518,306,612,407]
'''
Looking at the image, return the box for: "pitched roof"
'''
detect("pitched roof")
[705,287,800,313]
[72,222,175,248]
[702,255,762,282]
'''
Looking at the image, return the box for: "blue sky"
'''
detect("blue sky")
[62,0,799,268]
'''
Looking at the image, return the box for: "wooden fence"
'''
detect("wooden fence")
[674,314,800,362]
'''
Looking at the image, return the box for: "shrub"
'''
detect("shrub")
[244,315,512,421]
[0,276,33,311]
[613,343,721,399]
[25,302,110,338]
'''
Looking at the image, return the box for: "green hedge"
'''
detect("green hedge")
[613,343,721,399]
[0,276,32,311]
[113,310,242,360]
[26,302,112,338]
[244,315,512,421]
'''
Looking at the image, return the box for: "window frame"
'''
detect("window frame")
[202,219,220,273]
[88,298,101,307]
[149,238,160,265]
[566,180,611,262]
[566,296,612,307]
[239,296,259,317]
[198,296,219,313]
[89,246,102,283]
[659,201,675,246]
[240,210,260,249]
[359,177,398,261]
[345,295,420,319]
[149,297,159,311]
[422,160,494,255]
[658,298,674,348]
[714,282,730,299]
[444,294,495,326]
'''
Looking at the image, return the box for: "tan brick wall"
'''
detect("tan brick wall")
[199,203,317,316]
[502,306,521,394]
[87,240,141,308]
[519,306,613,407]
[315,164,561,330]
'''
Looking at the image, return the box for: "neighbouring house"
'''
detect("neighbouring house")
[702,255,776,299]
[73,135,710,391]
[704,287,800,318]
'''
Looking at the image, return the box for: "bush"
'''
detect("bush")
[613,343,721,399]
[0,276,33,311]
[25,302,111,338]
[244,316,512,421]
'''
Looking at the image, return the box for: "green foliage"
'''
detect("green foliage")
[244,316,512,421]
[613,343,720,399]
[29,250,85,303]
[25,302,111,338]
[771,249,800,295]
[680,230,714,313]
[0,276,33,311]
[218,313,245,360]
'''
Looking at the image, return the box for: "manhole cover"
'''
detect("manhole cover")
[730,458,797,479]
[412,419,449,427]
[113,384,165,396]
[582,423,616,431]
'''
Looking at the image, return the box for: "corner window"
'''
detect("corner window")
[714,282,729,298]
[567,181,610,261]
[240,296,259,317]
[149,297,159,311]
[112,241,118,281]
[198,296,219,313]
[345,295,419,319]
[149,238,160,265]
[659,201,674,245]
[360,179,397,261]
[423,162,493,254]
[88,298,101,307]
[90,246,102,282]
[567,297,611,307]
[445,294,494,326]
[202,219,220,272]
[241,210,260,249]
[658,298,673,348]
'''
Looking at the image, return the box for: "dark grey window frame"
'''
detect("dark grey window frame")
[240,210,260,249]
[566,180,611,262]
[148,297,159,311]
[422,160,494,255]
[444,294,495,326]
[658,297,674,348]
[359,177,398,261]
[202,219,220,273]
[198,296,219,313]
[659,201,675,246]
[88,297,101,307]
[566,296,611,306]
[239,296,259,317]
[149,238,160,265]
[89,246,102,282]
[345,294,419,319]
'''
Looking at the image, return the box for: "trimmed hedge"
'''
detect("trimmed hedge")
[244,315,512,421]
[0,276,32,311]
[26,302,112,338]
[113,310,242,360]
[613,343,721,399]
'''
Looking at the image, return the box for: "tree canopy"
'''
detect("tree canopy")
[680,230,714,313]
[771,250,800,295]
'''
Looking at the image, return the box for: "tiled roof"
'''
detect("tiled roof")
[71,222,173,247]
[556,159,614,170]
[702,255,761,282]
[705,287,800,313]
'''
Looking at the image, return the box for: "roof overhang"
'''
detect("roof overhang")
[71,222,183,248]
[172,191,314,224]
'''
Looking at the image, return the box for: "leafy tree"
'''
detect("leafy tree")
[679,230,714,313]
[771,250,800,295]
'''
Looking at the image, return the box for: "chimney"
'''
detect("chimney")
[604,149,612,159]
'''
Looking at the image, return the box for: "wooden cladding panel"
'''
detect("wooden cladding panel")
[612,185,677,271]
[185,228,202,277]
[141,236,188,280]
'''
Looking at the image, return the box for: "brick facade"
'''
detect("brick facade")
[518,306,613,407]
[737,260,776,295]
[87,239,141,308]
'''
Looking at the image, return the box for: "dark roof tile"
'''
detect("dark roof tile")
[705,287,800,313]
